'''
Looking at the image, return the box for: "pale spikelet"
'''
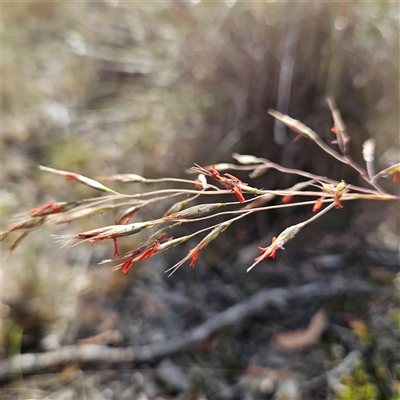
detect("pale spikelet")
[362,139,376,179]
[362,139,375,163]
[107,235,189,267]
[39,166,120,194]
[268,109,319,141]
[97,173,146,183]
[163,193,202,218]
[231,153,261,165]
[1,217,47,242]
[166,220,233,276]
[111,235,193,274]
[247,223,304,272]
[195,174,207,190]
[54,205,121,224]
[76,220,159,241]
[28,200,91,217]
[115,204,145,225]
[372,163,400,181]
[5,231,30,256]
[326,97,351,155]
[117,223,179,260]
[249,165,270,178]
[192,163,233,173]
[320,180,347,208]
[163,203,223,221]
[153,235,193,254]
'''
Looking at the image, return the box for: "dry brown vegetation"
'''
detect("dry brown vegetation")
[1,2,399,399]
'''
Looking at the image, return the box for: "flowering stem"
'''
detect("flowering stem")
[252,158,379,195]
[302,136,385,194]
[267,111,386,194]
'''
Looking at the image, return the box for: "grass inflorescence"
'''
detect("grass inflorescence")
[2,100,400,276]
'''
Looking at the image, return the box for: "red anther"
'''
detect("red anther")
[312,197,324,212]
[30,202,61,216]
[124,214,134,224]
[231,186,245,203]
[211,166,221,180]
[190,252,200,268]
[194,179,203,190]
[138,241,161,262]
[282,195,293,204]
[334,195,344,209]
[113,238,119,256]
[65,173,79,181]
[121,257,134,275]
[254,237,279,262]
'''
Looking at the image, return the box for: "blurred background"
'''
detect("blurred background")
[2,1,399,399]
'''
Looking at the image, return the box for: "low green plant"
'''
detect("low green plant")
[336,361,378,400]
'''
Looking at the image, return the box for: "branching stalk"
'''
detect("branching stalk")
[2,102,398,274]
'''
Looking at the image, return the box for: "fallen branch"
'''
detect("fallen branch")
[0,278,384,382]
[301,350,362,393]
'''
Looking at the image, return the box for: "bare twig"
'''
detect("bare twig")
[0,278,383,383]
[301,350,362,393]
